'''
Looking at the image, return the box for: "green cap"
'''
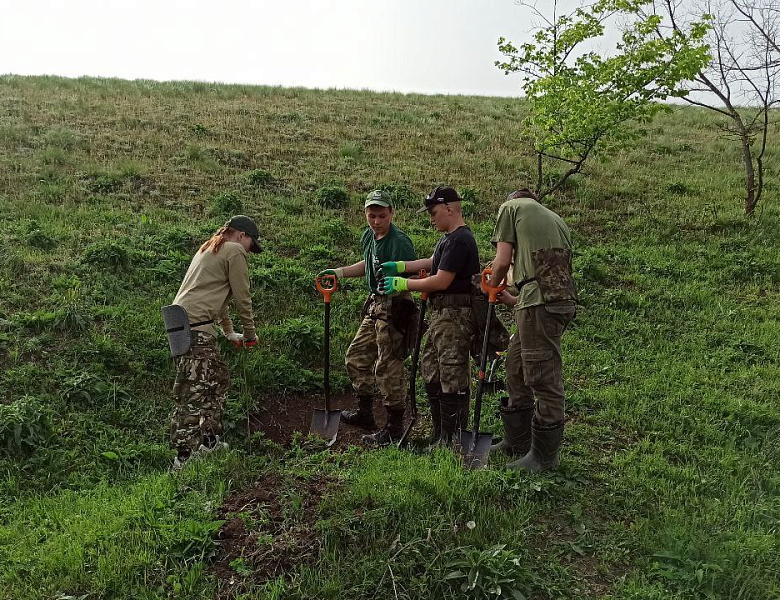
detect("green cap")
[364,189,393,209]
[225,215,262,253]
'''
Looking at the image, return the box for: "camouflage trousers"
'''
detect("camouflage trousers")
[505,303,576,425]
[421,305,478,394]
[344,296,407,409]
[170,331,230,454]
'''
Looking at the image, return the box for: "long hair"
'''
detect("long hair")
[199,226,237,254]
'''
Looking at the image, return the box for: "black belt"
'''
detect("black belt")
[166,318,213,334]
[515,277,537,290]
[429,294,473,308]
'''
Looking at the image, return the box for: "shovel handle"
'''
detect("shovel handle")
[316,274,338,303]
[418,269,429,300]
[480,267,507,303]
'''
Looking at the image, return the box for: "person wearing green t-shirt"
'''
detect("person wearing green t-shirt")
[319,190,416,445]
[487,188,577,472]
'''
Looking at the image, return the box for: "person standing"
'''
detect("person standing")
[487,189,577,472]
[319,190,416,445]
[379,186,480,445]
[168,215,262,469]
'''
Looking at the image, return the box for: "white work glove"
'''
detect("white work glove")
[225,332,244,347]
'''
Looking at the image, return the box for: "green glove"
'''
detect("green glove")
[379,261,406,277]
[318,268,345,279]
[379,276,408,294]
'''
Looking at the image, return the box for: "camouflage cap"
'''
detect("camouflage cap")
[364,189,393,209]
[225,215,262,253]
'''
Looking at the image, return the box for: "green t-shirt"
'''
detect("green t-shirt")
[361,223,416,294]
[490,198,572,309]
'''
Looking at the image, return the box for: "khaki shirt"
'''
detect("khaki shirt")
[173,241,256,339]
[490,198,572,310]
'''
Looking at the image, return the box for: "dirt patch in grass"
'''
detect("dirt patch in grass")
[212,471,339,595]
[250,393,429,450]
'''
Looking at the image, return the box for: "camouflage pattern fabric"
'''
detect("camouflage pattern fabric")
[170,331,230,454]
[531,248,577,304]
[421,306,479,394]
[344,297,407,409]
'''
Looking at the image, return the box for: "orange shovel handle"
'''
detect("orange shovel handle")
[316,274,338,303]
[480,266,507,303]
[418,269,429,300]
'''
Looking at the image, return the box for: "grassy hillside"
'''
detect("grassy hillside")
[0,75,778,599]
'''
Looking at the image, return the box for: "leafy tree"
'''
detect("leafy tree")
[496,0,711,199]
[649,0,779,215]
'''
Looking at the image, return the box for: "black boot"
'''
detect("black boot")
[341,395,376,430]
[490,398,533,456]
[507,418,564,473]
[439,392,469,446]
[425,382,442,445]
[362,407,405,446]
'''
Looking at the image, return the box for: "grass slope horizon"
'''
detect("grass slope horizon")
[0,75,778,599]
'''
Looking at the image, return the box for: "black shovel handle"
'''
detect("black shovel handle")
[399,270,429,447]
[324,301,331,413]
[469,301,496,455]
[468,267,506,455]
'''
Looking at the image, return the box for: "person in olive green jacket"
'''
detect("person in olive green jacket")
[487,189,577,473]
[169,215,262,469]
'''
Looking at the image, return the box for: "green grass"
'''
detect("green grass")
[0,75,778,599]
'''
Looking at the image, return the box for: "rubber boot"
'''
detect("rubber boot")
[425,382,442,445]
[490,398,533,456]
[341,395,376,430]
[439,392,469,446]
[507,419,564,473]
[362,407,405,446]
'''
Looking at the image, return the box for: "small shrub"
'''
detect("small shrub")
[264,317,324,363]
[191,123,209,136]
[667,182,693,195]
[245,168,274,187]
[461,200,475,217]
[319,218,354,246]
[0,248,25,277]
[208,192,243,217]
[87,173,123,194]
[0,395,53,454]
[82,240,131,271]
[339,142,363,159]
[458,186,479,204]
[316,184,349,210]
[44,126,80,150]
[26,229,58,251]
[380,184,418,208]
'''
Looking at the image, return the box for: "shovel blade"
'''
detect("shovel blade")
[457,429,493,470]
[310,409,341,447]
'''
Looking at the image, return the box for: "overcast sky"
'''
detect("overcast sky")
[0,0,601,97]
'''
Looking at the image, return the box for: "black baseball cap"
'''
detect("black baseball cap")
[417,185,461,213]
[225,215,262,253]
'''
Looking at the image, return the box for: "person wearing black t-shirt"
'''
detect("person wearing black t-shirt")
[379,186,480,445]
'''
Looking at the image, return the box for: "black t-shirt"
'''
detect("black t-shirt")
[431,225,480,294]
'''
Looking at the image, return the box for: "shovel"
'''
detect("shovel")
[398,270,428,448]
[310,274,341,446]
[459,267,507,469]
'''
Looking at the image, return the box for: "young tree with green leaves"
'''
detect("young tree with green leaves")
[649,0,779,215]
[496,0,711,199]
